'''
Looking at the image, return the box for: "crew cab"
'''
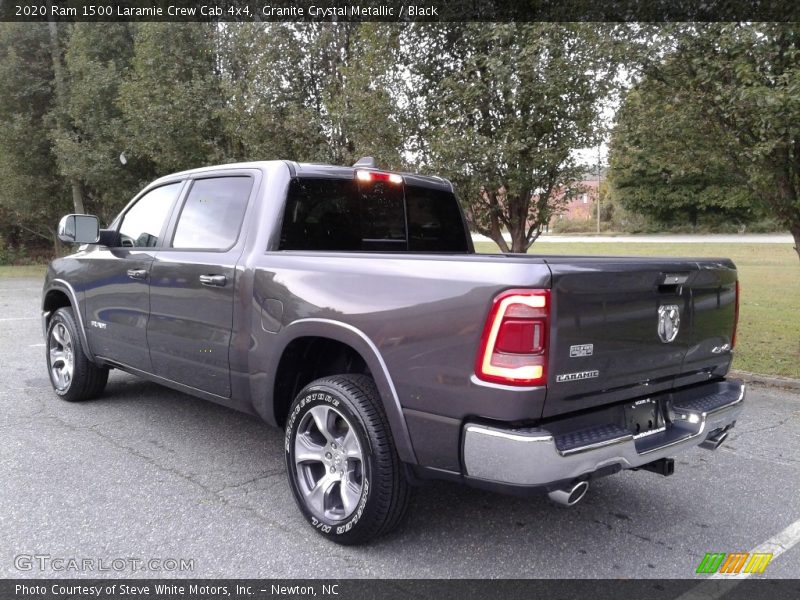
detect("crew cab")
[42,160,744,544]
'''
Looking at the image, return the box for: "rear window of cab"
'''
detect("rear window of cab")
[279,177,469,253]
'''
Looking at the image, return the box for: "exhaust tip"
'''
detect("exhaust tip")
[700,428,730,451]
[548,480,589,507]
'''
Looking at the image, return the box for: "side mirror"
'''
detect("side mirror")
[57,214,100,244]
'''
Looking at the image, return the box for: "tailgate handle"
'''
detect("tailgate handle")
[658,273,688,294]
[660,273,689,285]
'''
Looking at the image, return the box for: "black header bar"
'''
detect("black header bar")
[2,0,800,23]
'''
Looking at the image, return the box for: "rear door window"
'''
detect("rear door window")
[171,176,253,250]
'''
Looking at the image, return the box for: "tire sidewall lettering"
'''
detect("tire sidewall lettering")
[285,392,340,452]
[335,478,369,535]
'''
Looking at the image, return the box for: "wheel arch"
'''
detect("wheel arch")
[42,279,93,361]
[273,336,368,426]
[266,319,418,465]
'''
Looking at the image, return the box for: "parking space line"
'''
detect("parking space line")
[677,517,800,599]
[712,518,800,579]
[0,317,38,321]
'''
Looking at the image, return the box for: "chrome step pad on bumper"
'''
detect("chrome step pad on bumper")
[462,380,745,487]
[554,424,630,455]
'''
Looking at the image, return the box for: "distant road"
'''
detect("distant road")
[471,233,794,244]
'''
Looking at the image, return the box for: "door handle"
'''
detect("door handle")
[199,274,227,287]
[126,269,148,280]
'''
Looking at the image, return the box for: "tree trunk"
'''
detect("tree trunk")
[71,180,85,214]
[47,11,85,214]
[488,211,509,253]
[506,192,529,253]
[51,229,63,259]
[489,230,510,254]
[479,189,510,253]
[508,224,528,253]
[791,224,800,263]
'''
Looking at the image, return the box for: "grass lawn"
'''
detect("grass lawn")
[0,265,47,279]
[475,241,800,379]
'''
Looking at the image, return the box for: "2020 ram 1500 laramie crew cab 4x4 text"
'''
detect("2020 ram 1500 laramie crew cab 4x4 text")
[43,160,744,544]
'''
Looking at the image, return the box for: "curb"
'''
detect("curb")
[729,370,800,391]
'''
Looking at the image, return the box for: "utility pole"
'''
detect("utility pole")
[596,145,602,234]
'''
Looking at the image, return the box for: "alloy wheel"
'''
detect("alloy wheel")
[49,322,74,391]
[294,404,364,522]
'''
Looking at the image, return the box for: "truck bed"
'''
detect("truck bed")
[246,250,738,473]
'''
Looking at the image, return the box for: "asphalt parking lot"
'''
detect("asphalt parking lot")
[2,277,799,579]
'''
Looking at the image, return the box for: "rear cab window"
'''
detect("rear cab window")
[279,175,469,252]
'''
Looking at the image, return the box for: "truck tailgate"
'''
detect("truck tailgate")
[542,257,737,418]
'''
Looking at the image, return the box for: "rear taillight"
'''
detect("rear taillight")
[475,289,550,386]
[732,280,740,348]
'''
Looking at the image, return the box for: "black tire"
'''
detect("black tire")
[46,307,109,402]
[284,374,412,545]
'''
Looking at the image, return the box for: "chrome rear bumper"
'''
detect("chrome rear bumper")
[462,379,745,487]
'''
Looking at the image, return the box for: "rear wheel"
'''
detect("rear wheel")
[284,374,411,545]
[46,307,108,402]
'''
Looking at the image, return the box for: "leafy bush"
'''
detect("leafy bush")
[0,241,53,266]
[552,218,597,234]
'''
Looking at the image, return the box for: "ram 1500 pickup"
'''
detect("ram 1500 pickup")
[43,160,744,544]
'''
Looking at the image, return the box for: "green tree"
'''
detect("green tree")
[117,23,227,174]
[608,73,760,228]
[321,23,405,168]
[635,24,800,259]
[406,24,621,253]
[46,19,87,216]
[0,24,70,254]
[58,23,147,223]
[219,23,404,167]
[215,23,323,162]
[120,23,405,171]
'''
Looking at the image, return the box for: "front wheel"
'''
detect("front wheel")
[284,374,411,545]
[46,307,109,402]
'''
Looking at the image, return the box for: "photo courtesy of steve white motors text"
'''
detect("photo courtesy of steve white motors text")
[14,582,340,598]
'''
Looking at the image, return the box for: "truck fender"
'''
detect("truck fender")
[43,279,94,361]
[270,318,418,465]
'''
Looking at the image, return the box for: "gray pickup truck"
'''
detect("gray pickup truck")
[43,160,744,544]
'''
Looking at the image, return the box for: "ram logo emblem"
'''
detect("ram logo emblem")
[657,304,680,343]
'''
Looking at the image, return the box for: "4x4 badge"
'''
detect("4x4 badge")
[658,304,680,343]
